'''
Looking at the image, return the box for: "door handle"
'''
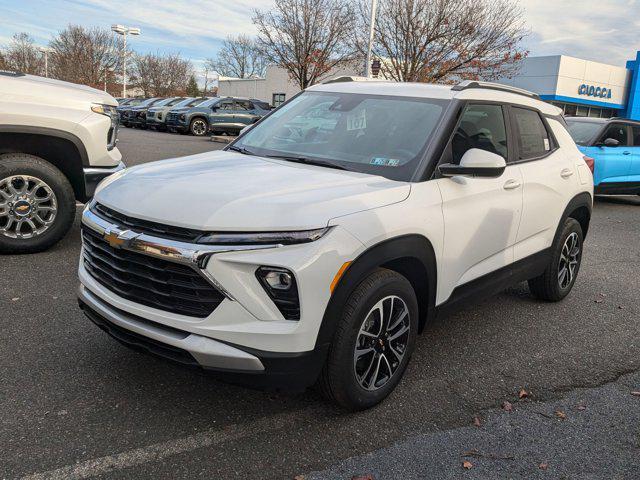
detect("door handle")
[623,151,631,155]
[503,179,521,190]
[560,168,574,178]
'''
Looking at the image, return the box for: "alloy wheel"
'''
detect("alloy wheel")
[354,295,411,391]
[0,175,58,239]
[558,232,580,289]
[191,120,207,136]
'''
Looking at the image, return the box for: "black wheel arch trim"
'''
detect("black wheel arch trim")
[315,234,438,351]
[557,191,593,240]
[0,125,90,166]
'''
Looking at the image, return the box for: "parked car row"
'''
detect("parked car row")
[117,96,272,136]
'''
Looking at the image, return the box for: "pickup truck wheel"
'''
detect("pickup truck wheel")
[190,118,208,136]
[319,268,418,410]
[0,153,75,254]
[528,218,583,302]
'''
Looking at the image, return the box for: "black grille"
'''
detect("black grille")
[80,300,199,366]
[93,203,203,242]
[82,227,224,317]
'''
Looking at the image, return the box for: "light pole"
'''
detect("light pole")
[111,24,141,98]
[40,47,51,77]
[364,0,378,77]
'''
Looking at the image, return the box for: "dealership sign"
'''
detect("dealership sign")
[578,84,612,99]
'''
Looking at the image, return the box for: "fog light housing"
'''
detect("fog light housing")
[256,266,300,320]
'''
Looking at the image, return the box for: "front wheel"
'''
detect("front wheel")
[0,153,76,254]
[319,268,418,410]
[189,118,208,136]
[528,218,583,301]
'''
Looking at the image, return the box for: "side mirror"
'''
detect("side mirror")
[599,138,620,147]
[439,149,506,178]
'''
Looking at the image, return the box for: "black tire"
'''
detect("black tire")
[528,218,583,302]
[189,118,208,136]
[318,268,419,410]
[0,153,76,254]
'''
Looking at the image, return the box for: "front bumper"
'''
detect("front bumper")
[77,204,364,388]
[82,162,126,201]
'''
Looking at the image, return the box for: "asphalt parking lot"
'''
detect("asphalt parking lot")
[2,128,639,479]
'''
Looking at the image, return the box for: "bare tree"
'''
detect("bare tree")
[354,0,528,83]
[2,33,45,75]
[48,25,121,88]
[130,53,193,97]
[207,35,266,79]
[253,0,356,89]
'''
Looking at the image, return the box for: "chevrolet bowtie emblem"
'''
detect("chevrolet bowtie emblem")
[103,227,139,249]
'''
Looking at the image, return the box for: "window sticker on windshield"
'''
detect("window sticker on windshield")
[347,109,367,131]
[370,157,400,167]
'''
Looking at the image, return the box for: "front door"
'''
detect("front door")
[584,123,632,186]
[436,103,523,301]
[210,100,236,130]
[630,125,640,185]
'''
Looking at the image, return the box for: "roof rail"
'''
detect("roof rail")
[322,75,385,84]
[451,80,540,100]
[608,116,640,124]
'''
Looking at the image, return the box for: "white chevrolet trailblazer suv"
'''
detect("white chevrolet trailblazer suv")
[0,71,123,253]
[78,80,593,410]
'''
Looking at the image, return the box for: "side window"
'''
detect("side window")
[512,107,552,160]
[599,124,629,146]
[235,101,252,111]
[633,126,640,146]
[217,101,234,111]
[451,104,508,164]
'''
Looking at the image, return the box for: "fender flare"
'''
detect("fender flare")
[556,191,593,240]
[0,125,89,166]
[315,234,438,350]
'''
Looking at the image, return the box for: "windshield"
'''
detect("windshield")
[566,119,603,145]
[234,91,448,181]
[198,98,219,108]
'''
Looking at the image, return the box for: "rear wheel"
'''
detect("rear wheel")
[528,218,583,301]
[319,268,418,410]
[0,153,75,254]
[189,118,208,136]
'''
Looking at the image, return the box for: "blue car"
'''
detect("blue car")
[566,117,640,195]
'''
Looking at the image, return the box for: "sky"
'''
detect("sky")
[1,0,639,73]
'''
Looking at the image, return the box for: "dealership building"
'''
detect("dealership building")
[218,52,640,120]
[500,51,640,120]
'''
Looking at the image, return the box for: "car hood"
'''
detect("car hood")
[1,73,117,108]
[95,151,410,231]
[169,107,190,114]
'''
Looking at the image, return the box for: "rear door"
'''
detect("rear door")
[511,106,575,261]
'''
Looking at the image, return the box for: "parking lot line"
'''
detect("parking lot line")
[20,407,314,480]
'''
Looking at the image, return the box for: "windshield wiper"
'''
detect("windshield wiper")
[265,154,348,171]
[227,145,255,155]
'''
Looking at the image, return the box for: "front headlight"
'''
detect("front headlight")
[197,227,332,245]
[91,103,118,117]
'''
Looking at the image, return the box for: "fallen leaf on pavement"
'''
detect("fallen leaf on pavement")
[462,461,473,470]
[351,475,374,480]
[473,416,481,427]
[518,388,529,399]
[539,463,548,470]
[577,405,586,411]
[594,299,604,304]
[555,410,567,419]
[631,391,640,397]
[502,401,513,412]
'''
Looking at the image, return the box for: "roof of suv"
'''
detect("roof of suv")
[566,117,640,125]
[308,80,561,116]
